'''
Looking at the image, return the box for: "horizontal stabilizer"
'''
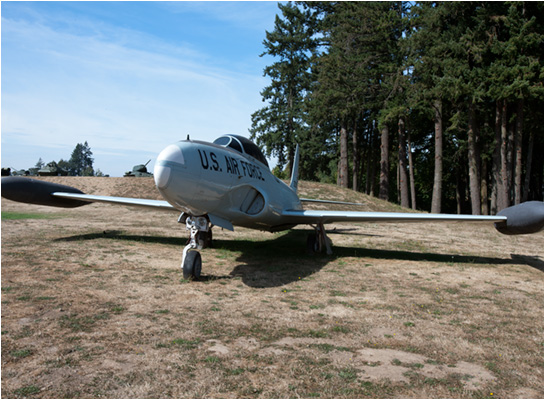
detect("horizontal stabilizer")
[494,201,544,235]
[2,177,90,208]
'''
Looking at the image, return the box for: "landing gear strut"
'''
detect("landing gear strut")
[307,222,333,255]
[180,214,212,280]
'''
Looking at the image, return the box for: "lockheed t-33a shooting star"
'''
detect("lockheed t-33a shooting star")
[2,134,544,280]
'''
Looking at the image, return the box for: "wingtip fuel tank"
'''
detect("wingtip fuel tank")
[1,177,90,208]
[494,201,544,235]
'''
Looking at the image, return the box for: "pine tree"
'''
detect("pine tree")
[408,2,447,212]
[250,1,543,210]
[308,2,404,192]
[249,2,318,177]
[35,158,45,169]
[68,141,94,176]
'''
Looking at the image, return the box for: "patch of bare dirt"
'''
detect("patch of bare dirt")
[1,177,543,398]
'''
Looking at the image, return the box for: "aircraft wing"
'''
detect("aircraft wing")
[52,192,177,211]
[2,177,542,235]
[282,201,544,235]
[1,177,178,211]
[281,209,506,225]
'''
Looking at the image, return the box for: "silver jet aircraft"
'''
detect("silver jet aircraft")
[2,135,543,280]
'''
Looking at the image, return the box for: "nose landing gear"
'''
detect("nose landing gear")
[180,214,212,280]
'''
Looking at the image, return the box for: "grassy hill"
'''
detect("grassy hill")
[33,176,410,213]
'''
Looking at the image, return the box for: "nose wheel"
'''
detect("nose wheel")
[183,249,202,280]
[180,214,211,280]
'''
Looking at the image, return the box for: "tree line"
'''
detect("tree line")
[12,142,102,177]
[250,1,543,214]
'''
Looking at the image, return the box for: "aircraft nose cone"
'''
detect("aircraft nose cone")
[154,144,185,190]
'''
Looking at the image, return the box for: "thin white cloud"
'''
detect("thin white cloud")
[161,1,280,32]
[1,6,270,176]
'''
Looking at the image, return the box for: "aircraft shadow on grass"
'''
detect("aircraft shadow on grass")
[55,229,543,288]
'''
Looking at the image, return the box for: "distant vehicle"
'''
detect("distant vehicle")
[37,162,68,176]
[10,168,30,176]
[1,167,29,176]
[124,160,153,177]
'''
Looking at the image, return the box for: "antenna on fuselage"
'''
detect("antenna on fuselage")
[186,134,190,141]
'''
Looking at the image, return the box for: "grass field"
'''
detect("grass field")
[1,177,543,398]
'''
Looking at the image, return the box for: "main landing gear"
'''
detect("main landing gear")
[180,214,212,280]
[307,222,333,255]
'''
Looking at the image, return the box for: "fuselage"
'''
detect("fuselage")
[154,136,302,231]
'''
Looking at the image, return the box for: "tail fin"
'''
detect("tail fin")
[289,144,300,192]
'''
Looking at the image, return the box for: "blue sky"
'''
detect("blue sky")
[1,1,282,176]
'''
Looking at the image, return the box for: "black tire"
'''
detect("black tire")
[307,234,318,254]
[183,250,202,280]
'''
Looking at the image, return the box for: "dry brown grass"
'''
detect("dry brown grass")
[1,177,543,398]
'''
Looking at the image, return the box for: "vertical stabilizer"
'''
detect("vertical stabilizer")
[289,144,300,192]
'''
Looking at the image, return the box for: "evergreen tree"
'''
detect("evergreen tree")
[249,1,543,211]
[487,1,544,208]
[249,2,318,177]
[68,141,94,176]
[35,158,45,169]
[57,159,71,174]
[408,2,451,213]
[308,2,405,192]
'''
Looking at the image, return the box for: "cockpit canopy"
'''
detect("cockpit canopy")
[213,135,269,168]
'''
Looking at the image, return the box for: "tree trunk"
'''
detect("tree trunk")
[398,116,410,208]
[338,123,349,188]
[468,101,481,215]
[499,99,510,210]
[365,129,371,194]
[481,160,488,215]
[286,91,295,178]
[397,163,400,205]
[490,100,502,214]
[523,131,534,202]
[431,99,443,213]
[456,171,463,214]
[379,124,389,200]
[507,115,515,204]
[369,125,377,197]
[352,121,359,191]
[370,153,377,197]
[514,98,523,204]
[407,129,417,210]
[363,122,371,194]
[286,145,295,181]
